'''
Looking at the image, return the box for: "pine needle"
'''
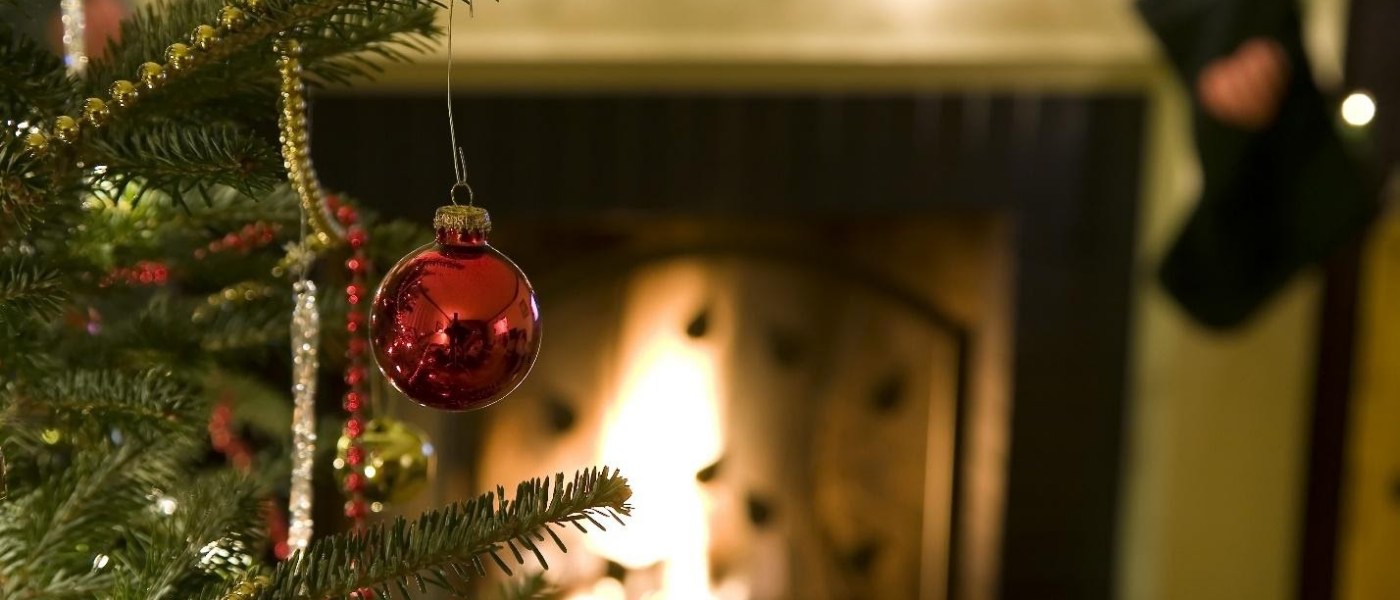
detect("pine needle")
[252,468,632,599]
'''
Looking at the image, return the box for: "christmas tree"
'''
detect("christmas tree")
[0,0,630,597]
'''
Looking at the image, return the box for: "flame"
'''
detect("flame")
[588,263,725,599]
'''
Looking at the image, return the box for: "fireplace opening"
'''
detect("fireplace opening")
[389,215,1014,600]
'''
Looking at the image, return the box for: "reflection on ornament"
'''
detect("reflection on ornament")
[370,205,541,411]
[334,417,434,505]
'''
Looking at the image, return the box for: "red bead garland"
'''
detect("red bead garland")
[209,395,293,560]
[192,221,281,259]
[98,260,169,288]
[335,196,371,531]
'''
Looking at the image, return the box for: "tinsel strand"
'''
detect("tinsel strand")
[287,280,320,553]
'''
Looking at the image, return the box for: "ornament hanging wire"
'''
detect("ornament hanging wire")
[445,0,475,206]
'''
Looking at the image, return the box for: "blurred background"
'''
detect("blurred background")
[315,0,1399,599]
[30,0,1400,598]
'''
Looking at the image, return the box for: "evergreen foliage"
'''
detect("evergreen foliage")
[0,0,632,597]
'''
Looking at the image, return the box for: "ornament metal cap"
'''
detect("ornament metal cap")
[434,204,491,235]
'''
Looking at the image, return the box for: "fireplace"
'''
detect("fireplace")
[314,91,1145,599]
[465,214,1009,599]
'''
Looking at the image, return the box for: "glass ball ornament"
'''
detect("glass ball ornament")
[335,417,435,505]
[370,204,541,411]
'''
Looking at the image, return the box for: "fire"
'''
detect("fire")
[586,262,726,599]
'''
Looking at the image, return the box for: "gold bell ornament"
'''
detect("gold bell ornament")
[334,416,435,507]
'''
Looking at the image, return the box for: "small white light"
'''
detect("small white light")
[1342,91,1377,127]
[363,465,377,479]
[157,496,178,515]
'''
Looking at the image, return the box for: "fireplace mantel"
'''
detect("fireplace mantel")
[336,0,1160,92]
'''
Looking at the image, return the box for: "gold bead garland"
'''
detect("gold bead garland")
[218,6,247,30]
[220,575,269,600]
[276,38,347,249]
[21,0,258,152]
[192,281,279,323]
[165,43,194,71]
[24,132,49,156]
[53,116,80,144]
[108,79,138,108]
[81,98,109,127]
[190,25,219,51]
[137,62,165,89]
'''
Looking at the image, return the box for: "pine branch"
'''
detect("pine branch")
[0,256,65,380]
[107,472,265,600]
[0,258,66,328]
[297,0,440,86]
[85,0,228,97]
[84,122,282,203]
[0,25,76,121]
[12,370,208,443]
[0,130,60,236]
[84,0,448,126]
[252,467,632,599]
[0,443,185,599]
[85,0,279,123]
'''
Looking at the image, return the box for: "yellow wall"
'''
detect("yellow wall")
[1337,209,1400,600]
[1121,79,1322,600]
[1121,2,1348,598]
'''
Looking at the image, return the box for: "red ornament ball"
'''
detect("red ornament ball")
[370,205,541,411]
